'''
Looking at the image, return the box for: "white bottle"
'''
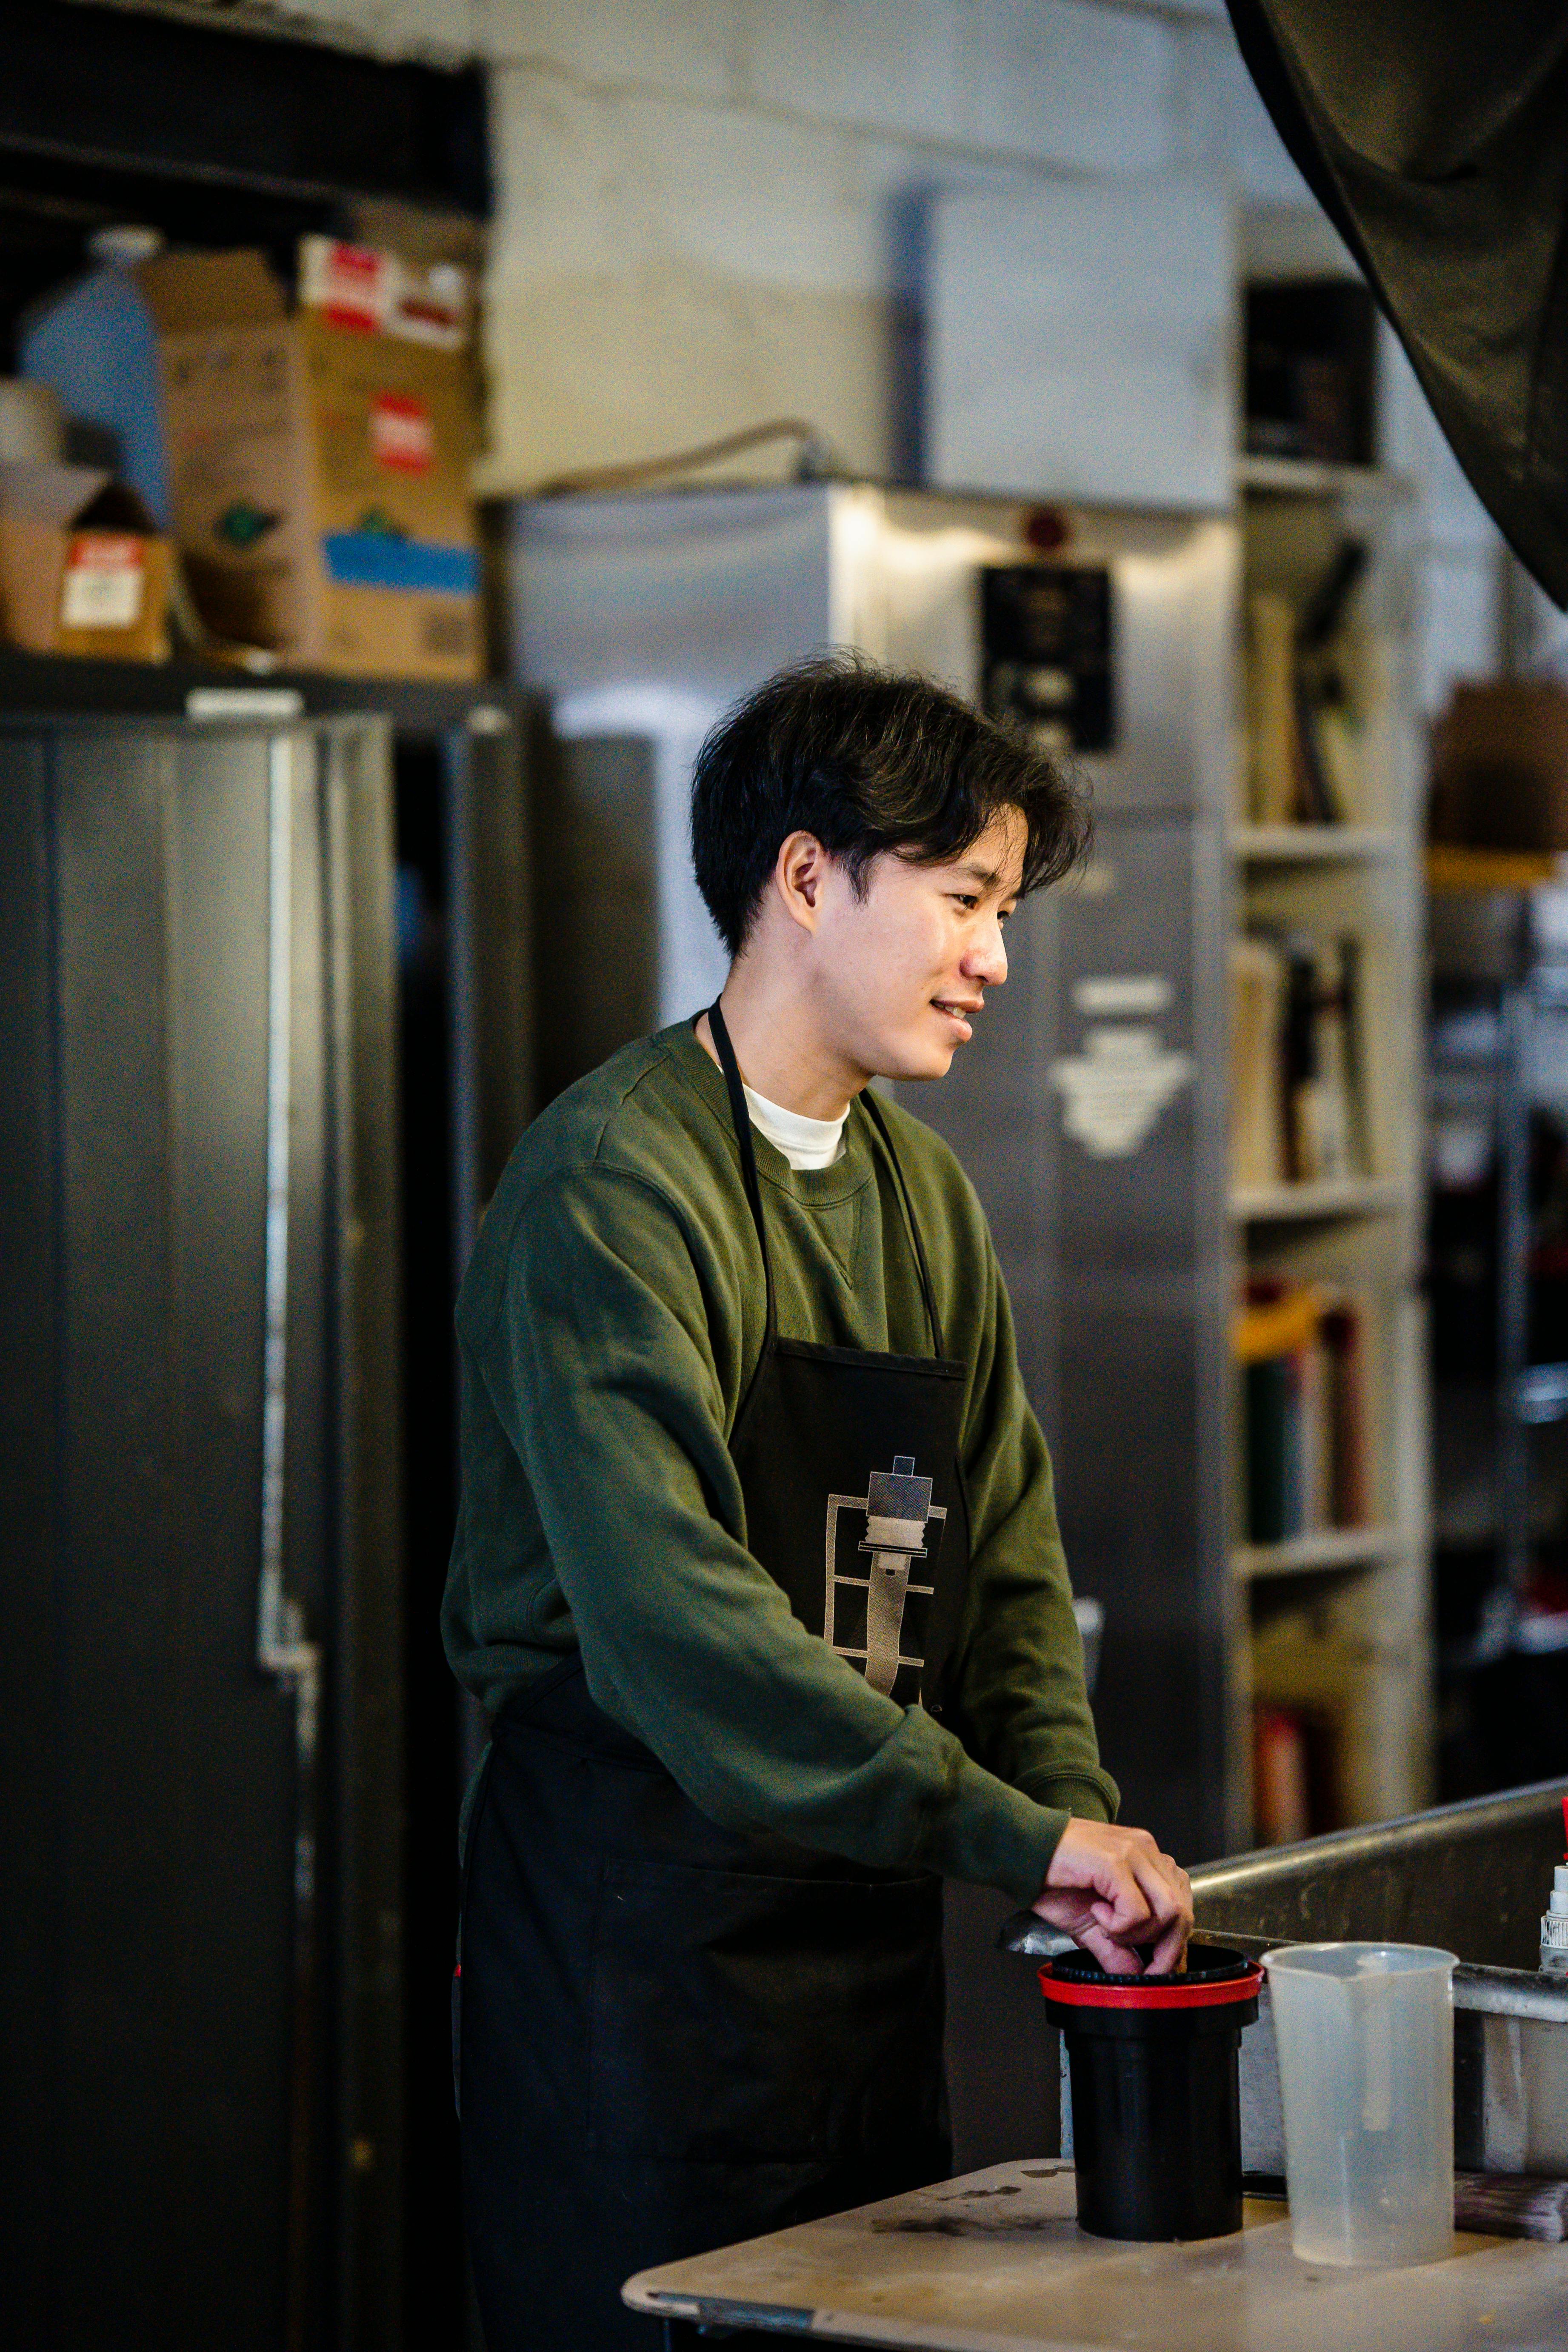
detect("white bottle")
[1542,1860,1568,1980]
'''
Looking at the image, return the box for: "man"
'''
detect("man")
[445,656,1193,2352]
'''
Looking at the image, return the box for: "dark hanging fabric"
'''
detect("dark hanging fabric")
[1226,0,1568,602]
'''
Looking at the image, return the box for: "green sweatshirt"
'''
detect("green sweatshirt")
[442,1020,1118,1904]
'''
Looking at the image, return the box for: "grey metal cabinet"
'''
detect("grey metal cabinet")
[0,715,403,2352]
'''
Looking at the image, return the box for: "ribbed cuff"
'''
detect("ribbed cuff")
[1020,1772,1118,1827]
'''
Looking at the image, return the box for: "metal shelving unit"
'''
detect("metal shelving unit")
[1232,1525,1404,1581]
[1229,459,1432,1842]
[1231,1176,1407,1222]
[1428,871,1568,1672]
[1231,823,1398,863]
[1235,454,1405,501]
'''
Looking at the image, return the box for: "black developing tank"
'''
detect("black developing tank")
[1038,1942,1262,2241]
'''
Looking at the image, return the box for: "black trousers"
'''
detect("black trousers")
[457,1666,951,2352]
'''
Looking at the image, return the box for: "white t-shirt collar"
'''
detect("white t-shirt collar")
[742,1083,848,1171]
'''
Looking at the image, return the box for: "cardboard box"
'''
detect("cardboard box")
[0,464,172,659]
[23,244,481,679]
[1431,680,1568,851]
[166,245,480,678]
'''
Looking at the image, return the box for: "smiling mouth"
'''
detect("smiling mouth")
[933,998,981,1028]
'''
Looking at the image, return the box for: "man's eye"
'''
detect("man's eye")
[952,893,978,910]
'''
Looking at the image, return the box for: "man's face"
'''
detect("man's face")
[811,808,1026,1084]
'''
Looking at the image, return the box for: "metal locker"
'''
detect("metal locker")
[0,715,403,2352]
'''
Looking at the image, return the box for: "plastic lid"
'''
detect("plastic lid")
[1039,1940,1264,2012]
[89,225,164,268]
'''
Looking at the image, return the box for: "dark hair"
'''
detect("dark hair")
[689,652,1090,956]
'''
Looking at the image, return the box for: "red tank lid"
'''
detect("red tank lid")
[1038,1941,1263,2012]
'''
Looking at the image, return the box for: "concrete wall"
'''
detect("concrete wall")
[176,0,1307,489]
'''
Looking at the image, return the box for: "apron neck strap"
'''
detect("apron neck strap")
[705,999,947,1362]
[858,1088,946,1360]
[706,999,778,1345]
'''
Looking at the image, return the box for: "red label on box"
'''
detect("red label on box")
[60,534,145,629]
[370,393,435,474]
[304,239,390,333]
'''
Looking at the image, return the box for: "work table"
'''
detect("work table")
[624,2159,1568,2351]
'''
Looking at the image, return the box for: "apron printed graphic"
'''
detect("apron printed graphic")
[824,1456,947,1696]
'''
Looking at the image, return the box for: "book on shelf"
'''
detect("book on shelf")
[1252,1703,1342,1844]
[1253,1706,1310,1845]
[1230,931,1368,1188]
[1247,592,1298,824]
[1243,536,1370,826]
[1231,937,1286,1188]
[1234,1277,1372,1545]
[1244,278,1378,468]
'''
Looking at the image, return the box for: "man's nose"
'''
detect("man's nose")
[965,920,1008,989]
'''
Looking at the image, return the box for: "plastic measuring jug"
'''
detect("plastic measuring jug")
[1263,1942,1457,2266]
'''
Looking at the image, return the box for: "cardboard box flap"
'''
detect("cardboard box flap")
[74,477,161,533]
[0,462,159,533]
[137,249,287,334]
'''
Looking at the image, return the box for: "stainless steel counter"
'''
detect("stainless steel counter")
[1183,1777,1568,1973]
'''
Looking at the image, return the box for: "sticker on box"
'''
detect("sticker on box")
[298,237,393,333]
[298,234,470,349]
[389,263,470,350]
[370,394,435,474]
[60,534,145,629]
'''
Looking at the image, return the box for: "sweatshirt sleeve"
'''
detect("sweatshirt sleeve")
[471,1162,1074,1904]
[947,1227,1121,1828]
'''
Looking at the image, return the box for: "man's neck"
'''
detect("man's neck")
[696,969,863,1121]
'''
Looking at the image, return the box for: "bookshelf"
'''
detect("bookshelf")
[1227,458,1431,1847]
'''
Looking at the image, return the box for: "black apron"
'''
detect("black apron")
[458,1005,974,2352]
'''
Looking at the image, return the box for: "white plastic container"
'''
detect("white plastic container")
[1264,1941,1457,2267]
[1542,1860,1568,1978]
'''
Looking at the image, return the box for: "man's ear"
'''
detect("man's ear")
[774,830,831,934]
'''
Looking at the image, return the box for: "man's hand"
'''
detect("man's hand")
[1032,1818,1193,1976]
